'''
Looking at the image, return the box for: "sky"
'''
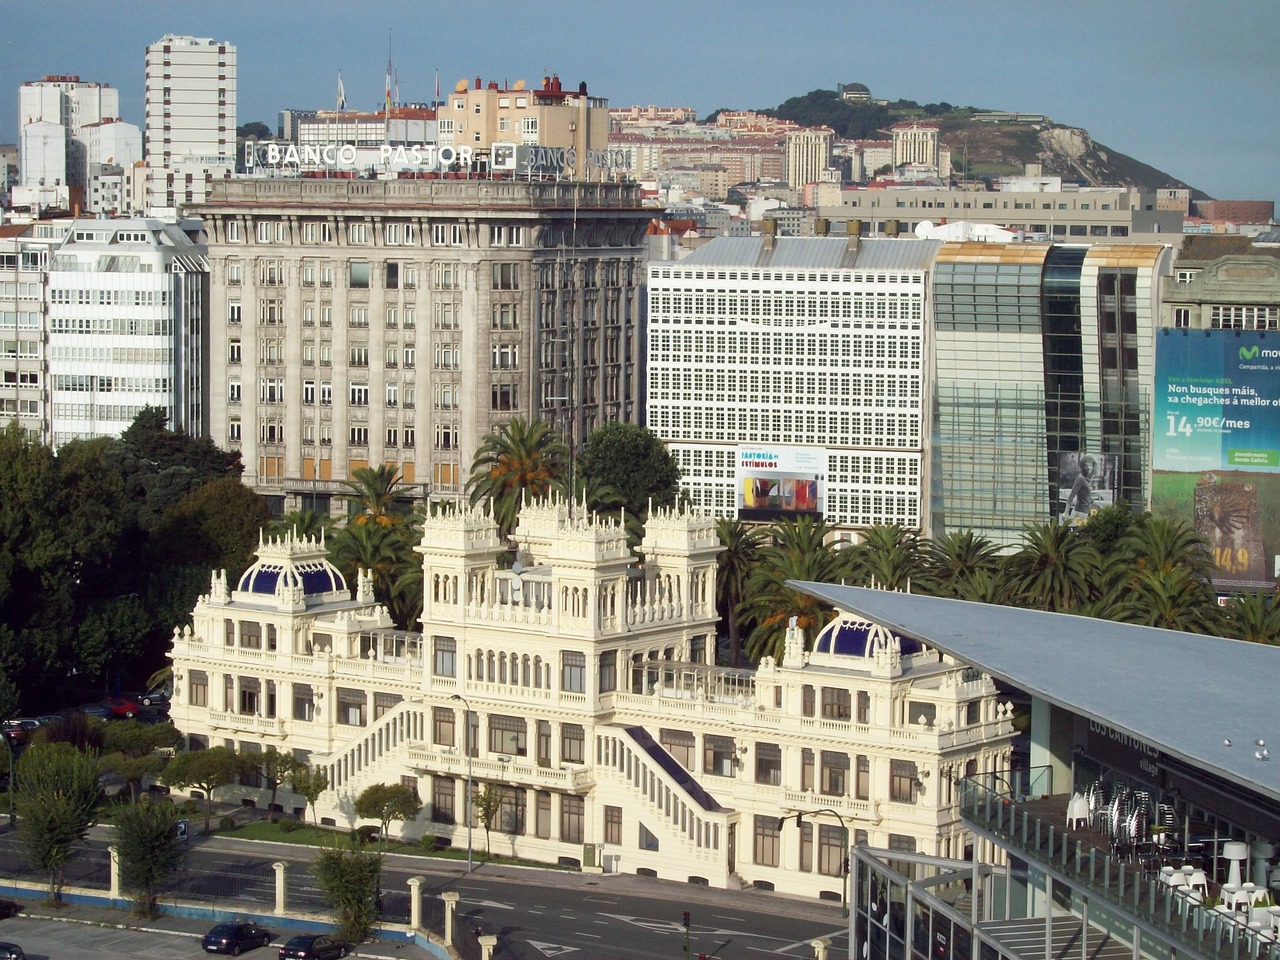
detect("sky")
[3,0,1278,206]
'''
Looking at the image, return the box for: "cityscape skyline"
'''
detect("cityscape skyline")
[2,0,1277,207]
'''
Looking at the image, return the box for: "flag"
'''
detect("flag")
[336,73,346,110]
[385,57,392,114]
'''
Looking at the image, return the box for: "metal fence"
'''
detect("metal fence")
[0,839,111,893]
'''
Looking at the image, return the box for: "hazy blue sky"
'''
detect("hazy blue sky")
[4,0,1277,205]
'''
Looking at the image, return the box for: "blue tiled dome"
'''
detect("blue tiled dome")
[237,560,346,596]
[812,617,923,658]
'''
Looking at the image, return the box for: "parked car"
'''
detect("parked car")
[0,899,20,919]
[1,719,39,747]
[203,922,273,955]
[76,703,114,720]
[140,688,171,708]
[0,943,24,959]
[277,933,349,960]
[100,696,142,719]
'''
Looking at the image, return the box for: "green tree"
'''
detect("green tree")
[1003,521,1100,612]
[1220,592,1280,645]
[919,530,1002,598]
[472,784,501,857]
[113,799,184,917]
[330,521,408,621]
[313,840,381,944]
[290,765,330,826]
[100,719,183,802]
[343,465,407,528]
[466,418,569,540]
[236,121,272,140]
[764,89,890,140]
[1075,502,1143,557]
[162,746,246,834]
[269,509,334,541]
[741,517,851,662]
[354,782,422,843]
[155,476,271,578]
[848,524,923,592]
[14,742,101,902]
[255,747,304,822]
[715,519,763,667]
[575,422,681,526]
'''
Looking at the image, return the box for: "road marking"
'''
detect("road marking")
[767,927,850,952]
[716,914,747,922]
[462,897,514,910]
[527,940,579,955]
[576,932,601,938]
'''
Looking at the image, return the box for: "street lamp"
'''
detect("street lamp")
[784,807,851,916]
[449,694,474,873]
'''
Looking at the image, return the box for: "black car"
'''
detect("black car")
[0,943,24,960]
[0,901,19,919]
[277,934,349,960]
[203,922,273,955]
[140,688,171,708]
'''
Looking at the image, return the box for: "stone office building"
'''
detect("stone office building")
[192,177,653,511]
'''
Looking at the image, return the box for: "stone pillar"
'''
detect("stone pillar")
[442,891,460,945]
[407,875,425,929]
[272,861,288,915]
[811,937,831,960]
[479,934,498,960]
[108,844,121,900]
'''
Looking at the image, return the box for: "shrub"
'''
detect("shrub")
[355,825,380,846]
[279,818,300,834]
[180,799,199,815]
[418,834,439,852]
[218,816,235,832]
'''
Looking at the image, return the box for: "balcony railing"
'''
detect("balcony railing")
[958,771,1280,960]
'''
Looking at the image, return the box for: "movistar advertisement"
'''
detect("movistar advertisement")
[1152,330,1280,591]
[736,445,825,521]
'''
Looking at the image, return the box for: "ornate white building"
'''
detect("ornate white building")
[168,500,1014,899]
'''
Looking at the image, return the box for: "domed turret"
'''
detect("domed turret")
[233,528,349,610]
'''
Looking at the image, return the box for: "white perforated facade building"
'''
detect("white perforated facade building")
[645,236,938,534]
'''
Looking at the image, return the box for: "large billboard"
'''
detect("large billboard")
[736,445,826,522]
[1152,329,1280,591]
[1055,451,1120,524]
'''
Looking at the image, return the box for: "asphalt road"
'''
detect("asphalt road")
[0,827,851,960]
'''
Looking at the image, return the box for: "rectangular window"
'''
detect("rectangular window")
[604,805,622,845]
[753,815,781,867]
[661,729,695,770]
[560,795,583,843]
[821,688,851,720]
[1173,307,1190,329]
[349,262,370,288]
[337,688,366,726]
[598,650,617,693]
[432,777,455,824]
[491,383,518,411]
[292,683,314,721]
[561,723,585,763]
[821,751,849,796]
[818,825,845,877]
[856,691,871,724]
[497,786,526,835]
[189,670,208,708]
[890,759,918,803]
[802,685,815,717]
[385,262,399,289]
[561,651,586,692]
[432,636,456,676]
[802,748,814,791]
[755,742,782,786]
[492,262,519,290]
[488,714,527,756]
[704,735,736,777]
[856,755,870,800]
[536,791,552,839]
[432,706,456,746]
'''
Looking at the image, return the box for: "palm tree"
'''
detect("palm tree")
[740,517,852,663]
[466,418,569,541]
[715,519,763,667]
[1123,566,1221,634]
[1118,515,1215,580]
[848,524,923,592]
[343,465,406,528]
[919,530,1003,598]
[1002,521,1100,612]
[268,509,334,541]
[330,522,402,610]
[1220,592,1280,645]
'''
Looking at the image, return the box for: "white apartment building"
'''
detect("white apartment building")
[167,499,1015,898]
[0,233,55,442]
[83,119,143,214]
[45,218,208,445]
[144,35,236,212]
[784,128,834,190]
[646,235,937,535]
[193,176,651,510]
[18,75,120,188]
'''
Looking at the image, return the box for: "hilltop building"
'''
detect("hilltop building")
[167,500,1015,898]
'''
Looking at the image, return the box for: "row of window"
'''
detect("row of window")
[49,288,169,306]
[227,220,525,249]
